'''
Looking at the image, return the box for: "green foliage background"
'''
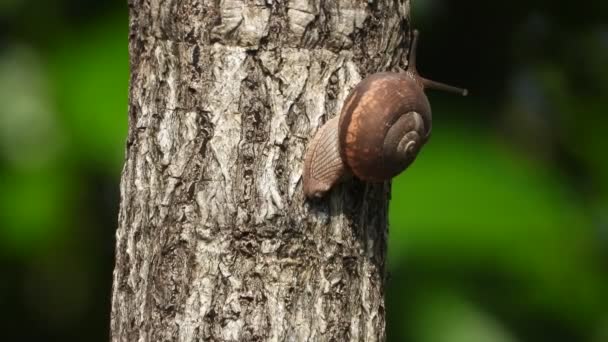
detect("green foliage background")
[1,1,607,341]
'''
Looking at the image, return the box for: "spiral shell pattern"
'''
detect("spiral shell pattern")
[338,72,431,181]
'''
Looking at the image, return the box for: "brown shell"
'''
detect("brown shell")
[302,116,346,198]
[381,112,425,176]
[338,72,431,181]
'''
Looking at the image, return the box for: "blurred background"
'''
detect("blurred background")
[0,0,606,341]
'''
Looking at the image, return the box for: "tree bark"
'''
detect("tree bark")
[111,1,411,341]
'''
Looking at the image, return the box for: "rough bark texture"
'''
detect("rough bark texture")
[111,1,411,341]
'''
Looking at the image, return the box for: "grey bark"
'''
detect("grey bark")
[111,1,411,341]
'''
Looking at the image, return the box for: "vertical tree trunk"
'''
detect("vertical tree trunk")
[111,1,411,341]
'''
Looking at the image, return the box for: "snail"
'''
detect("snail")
[303,30,467,198]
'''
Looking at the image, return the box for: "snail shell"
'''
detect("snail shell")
[303,30,467,198]
[302,116,345,197]
[338,72,431,181]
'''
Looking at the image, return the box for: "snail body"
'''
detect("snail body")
[303,30,467,198]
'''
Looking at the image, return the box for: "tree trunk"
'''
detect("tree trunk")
[111,1,411,341]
